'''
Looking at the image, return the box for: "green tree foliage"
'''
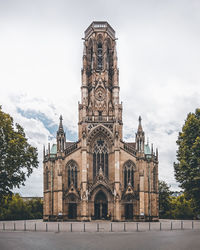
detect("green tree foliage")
[174,108,200,214]
[0,106,39,199]
[170,195,194,220]
[159,180,172,218]
[0,194,43,220]
[159,181,195,219]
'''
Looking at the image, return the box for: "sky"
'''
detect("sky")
[0,0,200,196]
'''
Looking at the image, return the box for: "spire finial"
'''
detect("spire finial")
[156,148,158,158]
[151,143,154,155]
[138,116,143,132]
[59,115,63,128]
[57,115,64,135]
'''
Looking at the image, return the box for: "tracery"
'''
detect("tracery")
[123,160,135,189]
[93,138,109,179]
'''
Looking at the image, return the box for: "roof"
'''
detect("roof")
[126,142,136,149]
[144,144,151,155]
[49,142,76,156]
[66,142,75,148]
[84,21,115,40]
[50,144,57,154]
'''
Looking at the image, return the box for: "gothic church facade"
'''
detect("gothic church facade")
[43,22,159,221]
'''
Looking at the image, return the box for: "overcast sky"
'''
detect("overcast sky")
[0,0,200,196]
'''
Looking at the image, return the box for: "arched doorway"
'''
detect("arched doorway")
[125,204,133,220]
[68,203,77,219]
[68,194,77,219]
[94,191,108,219]
[124,194,134,220]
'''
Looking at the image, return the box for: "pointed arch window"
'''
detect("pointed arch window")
[123,161,135,189]
[90,47,93,63]
[93,139,108,179]
[46,169,49,190]
[97,42,103,71]
[67,161,78,189]
[87,40,93,74]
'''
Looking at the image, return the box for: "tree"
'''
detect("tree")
[0,106,39,199]
[26,197,43,219]
[170,194,194,220]
[0,194,43,220]
[158,180,172,218]
[174,108,200,214]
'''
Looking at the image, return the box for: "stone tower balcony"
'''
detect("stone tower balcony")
[84,21,116,40]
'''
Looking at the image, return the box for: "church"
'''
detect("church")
[43,22,159,221]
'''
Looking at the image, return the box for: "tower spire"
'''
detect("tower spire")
[138,116,143,132]
[58,115,64,134]
[136,116,145,153]
[57,115,66,153]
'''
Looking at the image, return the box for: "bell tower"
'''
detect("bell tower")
[43,22,159,222]
[79,21,122,140]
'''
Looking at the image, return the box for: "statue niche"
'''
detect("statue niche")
[94,87,106,113]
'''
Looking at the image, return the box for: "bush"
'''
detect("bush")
[0,194,43,220]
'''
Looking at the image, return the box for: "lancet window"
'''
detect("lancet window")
[97,43,103,71]
[67,160,78,188]
[93,139,108,179]
[123,161,135,189]
[46,169,49,190]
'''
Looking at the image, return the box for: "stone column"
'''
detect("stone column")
[139,175,145,218]
[57,163,63,216]
[114,149,121,221]
[81,136,88,220]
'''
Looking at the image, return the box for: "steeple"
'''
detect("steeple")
[78,21,123,140]
[57,115,66,153]
[138,116,143,132]
[136,116,145,153]
[58,115,64,134]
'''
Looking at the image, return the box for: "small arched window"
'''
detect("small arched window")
[153,167,156,191]
[123,161,135,189]
[97,43,103,71]
[67,160,78,189]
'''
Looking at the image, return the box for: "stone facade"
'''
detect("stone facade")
[43,22,159,221]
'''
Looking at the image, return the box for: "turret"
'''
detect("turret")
[57,115,66,153]
[156,148,158,160]
[136,116,145,153]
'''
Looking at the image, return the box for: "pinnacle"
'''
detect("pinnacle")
[58,115,64,133]
[138,116,143,132]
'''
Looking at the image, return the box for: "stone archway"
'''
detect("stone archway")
[124,194,134,220]
[125,203,133,220]
[67,194,77,220]
[94,191,108,220]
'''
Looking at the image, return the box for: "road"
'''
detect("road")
[0,230,200,250]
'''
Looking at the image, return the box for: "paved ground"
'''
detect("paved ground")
[0,230,200,250]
